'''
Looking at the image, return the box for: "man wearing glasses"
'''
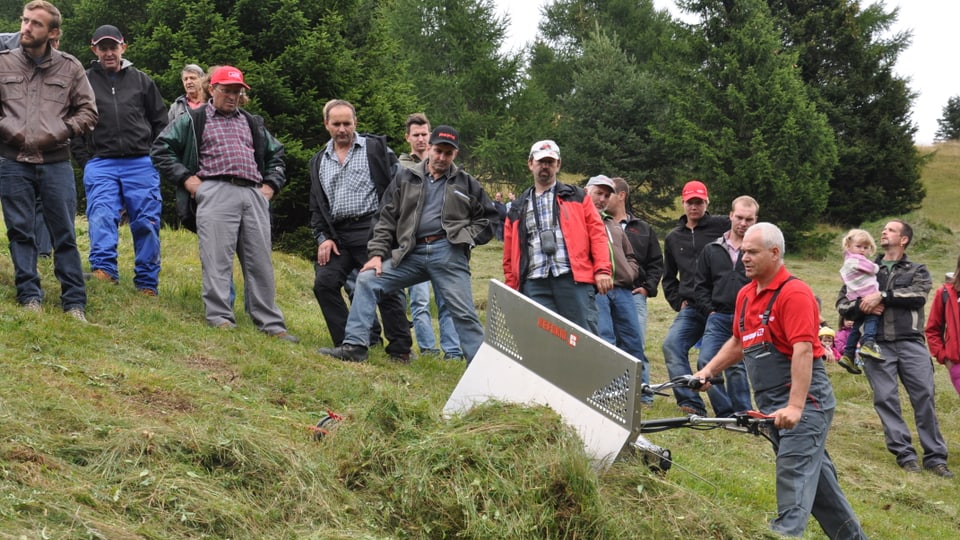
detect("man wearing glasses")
[0,1,98,321]
[660,180,729,416]
[71,25,167,296]
[151,66,298,343]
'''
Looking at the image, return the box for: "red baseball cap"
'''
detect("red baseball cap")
[210,66,250,89]
[682,180,709,202]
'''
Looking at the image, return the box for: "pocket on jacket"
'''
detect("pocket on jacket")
[0,74,24,101]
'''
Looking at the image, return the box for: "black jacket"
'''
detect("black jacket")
[693,235,750,318]
[72,60,167,167]
[621,215,663,297]
[308,133,398,244]
[662,213,730,311]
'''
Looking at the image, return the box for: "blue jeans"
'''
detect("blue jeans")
[344,239,483,361]
[408,281,437,353]
[407,282,462,357]
[662,305,707,414]
[434,288,463,358]
[843,314,880,357]
[698,312,753,415]
[521,273,598,333]
[597,287,650,402]
[83,156,162,291]
[632,292,649,341]
[0,160,86,310]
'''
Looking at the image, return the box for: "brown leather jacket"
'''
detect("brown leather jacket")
[0,46,97,163]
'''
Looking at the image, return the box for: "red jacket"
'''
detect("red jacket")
[502,182,611,290]
[926,283,960,365]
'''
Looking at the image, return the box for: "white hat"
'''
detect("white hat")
[529,140,560,161]
[586,175,615,191]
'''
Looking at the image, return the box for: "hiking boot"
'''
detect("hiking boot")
[66,308,88,323]
[317,344,368,362]
[84,269,118,284]
[269,331,300,344]
[926,463,954,479]
[859,340,883,360]
[900,460,921,473]
[837,355,862,374]
[389,352,412,364]
[20,299,43,313]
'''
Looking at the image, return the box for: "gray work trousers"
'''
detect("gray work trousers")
[864,337,948,467]
[196,180,286,334]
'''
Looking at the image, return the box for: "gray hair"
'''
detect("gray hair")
[746,222,785,257]
[182,63,204,77]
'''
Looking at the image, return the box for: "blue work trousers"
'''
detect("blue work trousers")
[83,156,162,291]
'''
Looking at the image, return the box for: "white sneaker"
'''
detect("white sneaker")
[67,308,88,323]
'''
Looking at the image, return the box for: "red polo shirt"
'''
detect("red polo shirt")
[734,265,825,359]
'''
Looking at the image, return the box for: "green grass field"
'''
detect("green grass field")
[1,143,960,538]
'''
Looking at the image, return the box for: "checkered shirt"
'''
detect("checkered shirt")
[196,105,263,183]
[318,135,379,221]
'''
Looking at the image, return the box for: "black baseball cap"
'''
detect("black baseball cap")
[429,125,459,149]
[91,25,124,45]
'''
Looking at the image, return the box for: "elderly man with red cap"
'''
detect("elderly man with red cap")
[151,66,297,343]
[661,180,730,415]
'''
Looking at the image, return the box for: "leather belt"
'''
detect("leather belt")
[416,234,445,244]
[332,212,374,227]
[203,175,260,188]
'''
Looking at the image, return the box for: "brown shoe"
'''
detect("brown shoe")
[85,269,118,284]
[138,288,158,297]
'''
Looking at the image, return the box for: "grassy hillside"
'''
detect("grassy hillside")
[2,143,960,538]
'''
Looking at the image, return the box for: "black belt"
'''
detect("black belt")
[203,175,260,188]
[417,234,445,244]
[333,212,374,226]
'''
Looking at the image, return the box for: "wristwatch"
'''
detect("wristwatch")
[881,291,888,300]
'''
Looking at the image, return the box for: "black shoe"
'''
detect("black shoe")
[901,460,921,473]
[317,344,368,362]
[926,463,954,478]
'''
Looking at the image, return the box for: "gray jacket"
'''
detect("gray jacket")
[369,159,496,265]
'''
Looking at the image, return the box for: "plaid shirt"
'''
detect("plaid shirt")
[318,135,379,221]
[196,103,263,183]
[525,185,571,279]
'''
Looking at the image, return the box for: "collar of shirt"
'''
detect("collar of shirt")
[324,133,366,160]
[206,99,240,119]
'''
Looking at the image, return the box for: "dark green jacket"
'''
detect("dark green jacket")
[150,104,285,231]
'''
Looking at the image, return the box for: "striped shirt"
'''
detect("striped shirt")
[525,185,571,279]
[196,103,262,183]
[318,135,379,221]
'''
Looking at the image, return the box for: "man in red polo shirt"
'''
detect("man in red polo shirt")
[693,222,866,539]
